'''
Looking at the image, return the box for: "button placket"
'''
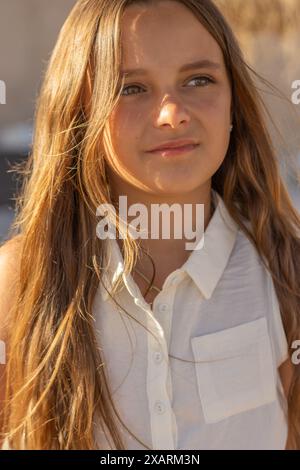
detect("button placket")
[154,400,166,415]
[151,272,180,312]
[157,302,169,314]
[153,350,163,364]
[147,321,175,450]
[145,279,181,450]
[153,286,177,353]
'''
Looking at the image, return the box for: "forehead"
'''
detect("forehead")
[120,1,225,70]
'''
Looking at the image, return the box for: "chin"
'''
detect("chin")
[150,181,203,195]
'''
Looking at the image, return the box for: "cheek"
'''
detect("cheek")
[196,89,230,122]
[197,91,231,142]
[105,105,143,171]
[196,92,231,161]
[110,103,142,144]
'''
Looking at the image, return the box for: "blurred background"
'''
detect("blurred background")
[0,0,300,242]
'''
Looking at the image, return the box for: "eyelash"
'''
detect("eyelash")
[121,75,215,96]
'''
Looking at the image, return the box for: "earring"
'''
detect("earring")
[229,124,233,133]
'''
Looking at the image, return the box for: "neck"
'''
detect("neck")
[109,179,214,291]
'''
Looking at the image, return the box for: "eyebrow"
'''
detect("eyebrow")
[121,59,222,78]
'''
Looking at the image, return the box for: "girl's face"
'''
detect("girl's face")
[104,0,232,196]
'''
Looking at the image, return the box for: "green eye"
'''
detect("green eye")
[187,76,214,87]
[121,84,144,96]
[121,75,214,96]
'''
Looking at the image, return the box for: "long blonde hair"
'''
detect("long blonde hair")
[1,0,300,449]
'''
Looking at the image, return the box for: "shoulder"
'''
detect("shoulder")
[0,234,23,277]
[0,234,23,268]
[0,235,23,341]
[0,235,23,447]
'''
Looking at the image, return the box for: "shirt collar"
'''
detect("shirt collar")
[100,189,239,302]
[181,189,239,299]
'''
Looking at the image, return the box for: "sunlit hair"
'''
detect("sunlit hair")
[1,0,300,449]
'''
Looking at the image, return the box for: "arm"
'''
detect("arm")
[279,358,294,450]
[0,237,22,448]
[279,358,294,400]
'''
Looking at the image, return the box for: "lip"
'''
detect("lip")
[146,139,199,152]
[147,143,199,158]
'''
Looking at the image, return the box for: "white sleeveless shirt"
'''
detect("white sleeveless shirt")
[2,189,289,450]
[92,189,289,450]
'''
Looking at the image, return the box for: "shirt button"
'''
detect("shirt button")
[153,351,163,364]
[157,303,169,313]
[154,401,166,415]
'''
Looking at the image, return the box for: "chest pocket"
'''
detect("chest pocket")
[191,317,277,424]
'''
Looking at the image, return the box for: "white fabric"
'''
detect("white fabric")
[92,188,289,450]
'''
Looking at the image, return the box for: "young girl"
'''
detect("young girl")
[0,0,299,450]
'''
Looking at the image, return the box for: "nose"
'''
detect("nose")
[154,99,191,129]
